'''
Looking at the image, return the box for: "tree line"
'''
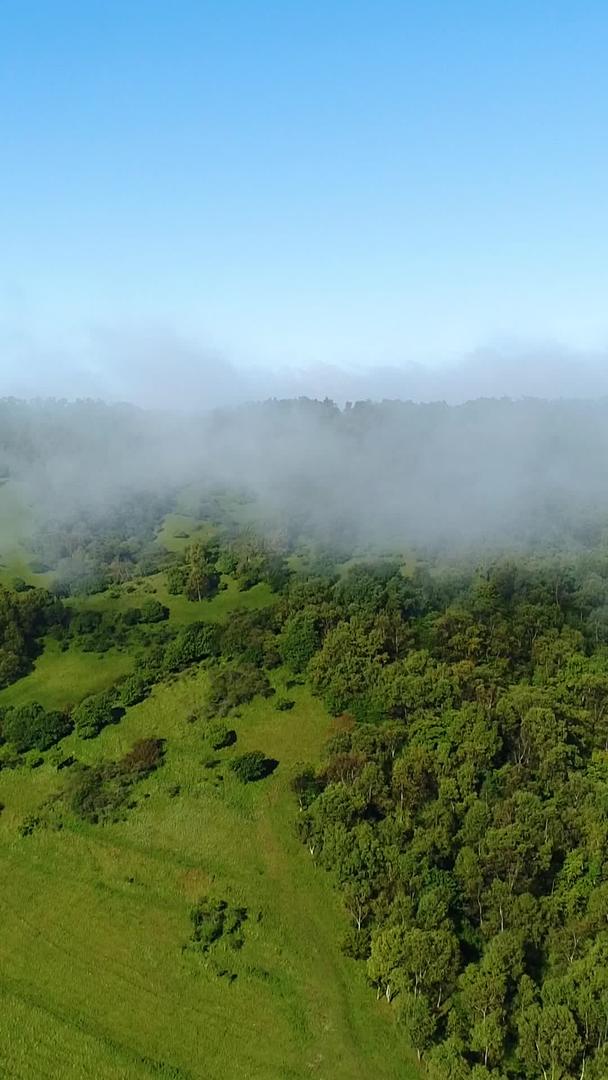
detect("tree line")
[282,558,608,1079]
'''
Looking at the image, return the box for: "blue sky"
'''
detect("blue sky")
[2,1,608,399]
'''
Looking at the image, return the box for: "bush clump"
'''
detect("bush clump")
[275,696,295,711]
[204,720,236,751]
[118,674,150,707]
[0,702,72,752]
[163,622,219,674]
[189,897,248,952]
[230,751,276,783]
[205,664,274,717]
[73,691,124,739]
[67,738,165,823]
[140,599,169,623]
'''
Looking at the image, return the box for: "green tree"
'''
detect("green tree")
[278,609,321,672]
[230,751,274,783]
[73,691,123,739]
[1,702,72,752]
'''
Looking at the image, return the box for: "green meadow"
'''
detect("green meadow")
[0,507,417,1079]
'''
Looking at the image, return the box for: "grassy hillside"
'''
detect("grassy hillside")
[0,670,416,1079]
[0,512,418,1080]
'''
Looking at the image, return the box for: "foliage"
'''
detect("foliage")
[67,738,165,823]
[204,720,236,750]
[220,608,280,667]
[166,542,220,601]
[278,609,321,672]
[275,696,295,711]
[140,598,169,623]
[294,557,608,1077]
[73,691,124,739]
[0,701,72,752]
[188,897,248,952]
[230,751,276,783]
[162,621,220,673]
[117,674,150,707]
[0,584,66,688]
[205,663,273,716]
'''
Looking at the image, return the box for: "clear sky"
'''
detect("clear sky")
[2,1,608,398]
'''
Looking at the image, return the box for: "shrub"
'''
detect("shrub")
[137,644,167,684]
[121,737,165,776]
[167,565,187,595]
[67,738,165,823]
[68,762,130,823]
[118,674,150,707]
[189,897,248,952]
[73,692,124,739]
[275,696,295,711]
[341,927,371,960]
[163,622,220,673]
[205,664,273,717]
[12,577,30,593]
[121,607,142,627]
[230,751,276,783]
[140,598,169,623]
[204,720,236,751]
[0,745,23,771]
[289,764,322,810]
[19,813,41,836]
[1,702,73,752]
[71,610,103,636]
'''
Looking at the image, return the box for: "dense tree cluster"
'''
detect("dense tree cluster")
[10,394,608,555]
[285,559,608,1078]
[167,532,289,600]
[61,600,170,654]
[0,583,66,688]
[0,701,72,753]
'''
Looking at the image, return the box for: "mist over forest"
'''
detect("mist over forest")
[2,393,608,553]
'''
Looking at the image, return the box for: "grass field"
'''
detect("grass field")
[72,574,276,629]
[0,668,417,1079]
[0,641,133,713]
[0,511,419,1080]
